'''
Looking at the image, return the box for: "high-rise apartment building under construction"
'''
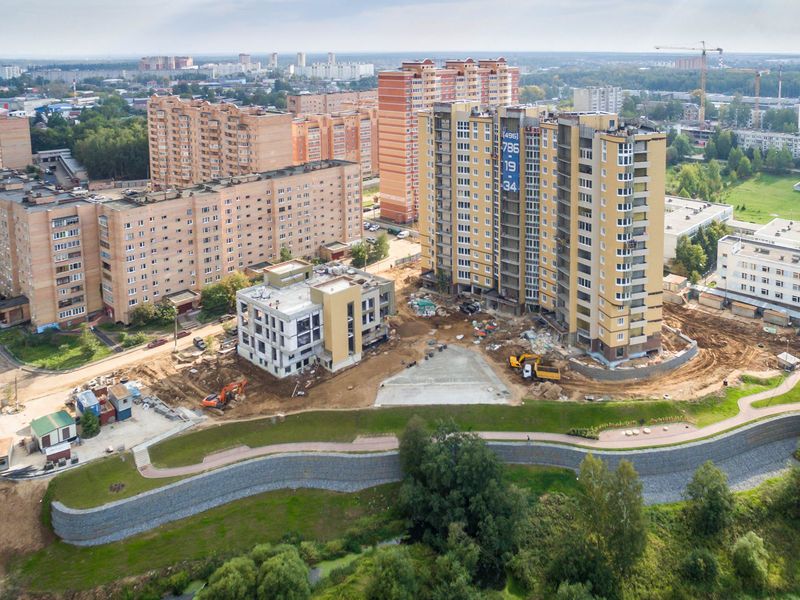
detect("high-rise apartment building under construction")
[378,58,519,223]
[418,102,665,362]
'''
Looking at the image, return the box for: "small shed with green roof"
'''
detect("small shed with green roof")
[30,410,77,451]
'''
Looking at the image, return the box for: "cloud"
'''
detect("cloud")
[0,0,798,57]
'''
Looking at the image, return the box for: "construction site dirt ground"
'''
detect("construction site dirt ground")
[0,480,50,574]
[115,266,800,420]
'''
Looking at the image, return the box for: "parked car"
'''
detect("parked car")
[366,236,377,244]
[176,330,191,339]
[387,227,401,235]
[363,222,371,229]
[147,338,168,349]
[396,230,410,239]
[193,337,207,350]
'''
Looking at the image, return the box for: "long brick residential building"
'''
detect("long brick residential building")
[378,58,519,223]
[1,161,362,327]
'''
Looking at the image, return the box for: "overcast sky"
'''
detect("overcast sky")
[2,0,798,58]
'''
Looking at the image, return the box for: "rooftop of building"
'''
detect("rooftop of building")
[239,262,390,317]
[664,196,733,234]
[751,217,800,247]
[0,172,93,212]
[148,94,289,117]
[103,160,357,211]
[719,234,800,262]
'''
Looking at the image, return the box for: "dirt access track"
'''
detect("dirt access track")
[118,267,798,416]
[560,302,800,400]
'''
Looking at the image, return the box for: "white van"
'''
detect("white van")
[396,230,410,239]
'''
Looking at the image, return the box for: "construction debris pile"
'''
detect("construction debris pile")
[521,329,560,355]
[408,294,449,318]
[472,319,499,342]
[529,381,565,401]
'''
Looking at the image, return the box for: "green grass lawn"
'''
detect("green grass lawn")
[504,465,581,499]
[19,484,401,593]
[683,374,783,427]
[752,376,800,408]
[150,375,785,469]
[0,328,112,370]
[45,454,184,511]
[724,173,800,224]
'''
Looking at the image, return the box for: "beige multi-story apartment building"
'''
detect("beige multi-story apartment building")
[378,58,520,223]
[97,161,362,324]
[0,115,32,170]
[292,108,378,178]
[419,102,665,362]
[287,91,377,115]
[236,259,395,377]
[0,171,101,330]
[1,160,361,328]
[148,96,294,189]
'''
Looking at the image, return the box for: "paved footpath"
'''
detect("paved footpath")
[138,371,800,478]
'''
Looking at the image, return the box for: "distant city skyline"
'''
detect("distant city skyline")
[2,0,799,58]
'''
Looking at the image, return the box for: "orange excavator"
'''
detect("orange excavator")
[202,379,247,410]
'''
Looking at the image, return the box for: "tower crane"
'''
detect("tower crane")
[727,68,770,128]
[655,41,723,125]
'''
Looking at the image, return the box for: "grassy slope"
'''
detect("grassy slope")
[0,328,111,370]
[20,484,401,593]
[150,376,784,469]
[47,376,785,511]
[46,454,184,509]
[25,466,579,594]
[752,376,800,408]
[725,173,800,224]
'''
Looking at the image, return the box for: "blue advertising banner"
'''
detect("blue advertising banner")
[501,129,520,193]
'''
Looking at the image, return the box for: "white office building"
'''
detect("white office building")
[717,235,800,314]
[236,260,395,378]
[663,196,734,263]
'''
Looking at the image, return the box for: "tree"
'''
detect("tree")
[78,323,100,358]
[364,546,419,600]
[675,235,707,276]
[736,156,752,179]
[684,461,734,537]
[129,302,158,327]
[781,465,800,519]
[279,246,293,262]
[670,134,693,163]
[727,147,744,173]
[80,409,100,438]
[731,531,769,591]
[577,455,647,576]
[681,548,719,587]
[367,233,390,264]
[714,130,733,160]
[255,546,310,600]
[398,421,526,587]
[555,581,603,600]
[703,140,717,161]
[398,416,429,479]
[350,242,368,268]
[197,556,258,600]
[520,85,545,103]
[752,147,763,172]
[201,271,251,314]
[546,534,618,600]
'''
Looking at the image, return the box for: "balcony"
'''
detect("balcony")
[630,334,648,345]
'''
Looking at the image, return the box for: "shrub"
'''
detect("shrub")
[80,409,100,438]
[731,531,769,591]
[681,548,719,586]
[684,461,734,537]
[167,571,190,595]
[119,331,149,348]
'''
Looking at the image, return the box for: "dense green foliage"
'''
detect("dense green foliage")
[200,271,251,314]
[0,327,111,370]
[673,220,730,279]
[128,301,177,328]
[79,409,100,438]
[31,95,148,180]
[398,420,526,587]
[684,461,735,537]
[731,531,769,591]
